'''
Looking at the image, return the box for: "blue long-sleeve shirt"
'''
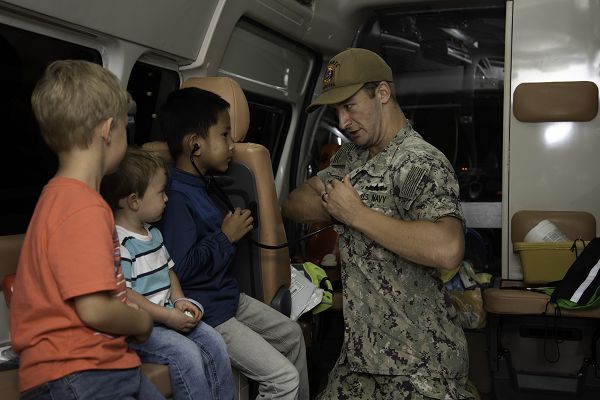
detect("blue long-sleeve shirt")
[159,167,239,327]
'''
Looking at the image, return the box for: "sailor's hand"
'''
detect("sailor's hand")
[322,175,364,226]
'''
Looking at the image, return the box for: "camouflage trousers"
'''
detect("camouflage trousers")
[316,357,475,400]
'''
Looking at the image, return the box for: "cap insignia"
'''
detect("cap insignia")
[323,60,339,90]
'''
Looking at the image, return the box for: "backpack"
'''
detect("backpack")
[532,238,600,363]
[546,238,600,310]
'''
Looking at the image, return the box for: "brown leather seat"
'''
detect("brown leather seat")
[484,287,600,318]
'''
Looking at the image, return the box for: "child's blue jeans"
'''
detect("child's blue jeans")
[20,367,164,399]
[129,321,233,400]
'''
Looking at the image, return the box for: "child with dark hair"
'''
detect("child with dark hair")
[159,87,308,400]
[101,146,233,400]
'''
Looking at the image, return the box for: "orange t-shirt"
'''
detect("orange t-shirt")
[10,177,140,392]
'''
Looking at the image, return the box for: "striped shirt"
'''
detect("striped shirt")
[117,224,175,307]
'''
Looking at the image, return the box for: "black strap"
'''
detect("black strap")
[570,237,586,258]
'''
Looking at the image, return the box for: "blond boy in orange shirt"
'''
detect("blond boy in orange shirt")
[9,60,164,399]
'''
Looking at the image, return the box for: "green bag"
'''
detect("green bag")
[301,262,333,314]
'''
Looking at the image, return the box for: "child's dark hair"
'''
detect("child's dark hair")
[158,87,230,160]
[101,146,167,212]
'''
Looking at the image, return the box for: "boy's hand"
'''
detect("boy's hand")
[221,207,253,243]
[129,307,154,343]
[174,299,202,322]
[165,307,199,333]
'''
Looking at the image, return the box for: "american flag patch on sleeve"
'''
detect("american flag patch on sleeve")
[400,166,427,199]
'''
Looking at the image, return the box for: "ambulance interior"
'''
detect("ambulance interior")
[1,0,600,399]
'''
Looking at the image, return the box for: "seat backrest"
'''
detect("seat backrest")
[146,77,290,313]
[513,81,598,122]
[0,235,23,280]
[511,210,596,244]
[1,233,21,400]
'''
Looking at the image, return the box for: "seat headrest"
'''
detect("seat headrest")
[181,77,250,143]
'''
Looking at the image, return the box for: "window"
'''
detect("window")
[126,61,180,145]
[0,23,101,235]
[369,8,506,203]
[219,18,316,172]
[244,91,291,170]
[359,6,506,275]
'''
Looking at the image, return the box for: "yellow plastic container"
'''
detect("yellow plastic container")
[513,241,586,285]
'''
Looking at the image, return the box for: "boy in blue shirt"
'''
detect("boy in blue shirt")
[101,147,233,400]
[158,87,308,400]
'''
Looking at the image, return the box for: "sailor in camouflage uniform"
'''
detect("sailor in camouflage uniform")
[283,48,474,399]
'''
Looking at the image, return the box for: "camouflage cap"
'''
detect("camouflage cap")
[306,48,393,113]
